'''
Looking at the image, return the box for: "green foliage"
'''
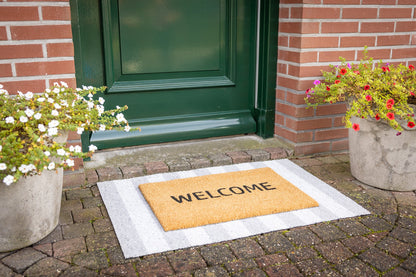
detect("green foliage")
[0,82,135,185]
[305,48,416,132]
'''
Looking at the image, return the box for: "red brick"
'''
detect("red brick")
[289,64,331,78]
[334,116,346,127]
[0,27,7,40]
[363,0,395,4]
[278,36,289,47]
[324,0,360,3]
[276,102,314,117]
[294,142,331,155]
[278,63,287,75]
[0,6,39,21]
[340,36,375,47]
[321,22,359,33]
[279,22,319,34]
[279,7,289,19]
[361,22,395,33]
[392,48,416,59]
[277,76,300,91]
[396,21,416,32]
[42,6,71,21]
[316,104,347,116]
[319,50,355,63]
[315,128,348,141]
[275,126,313,143]
[0,64,12,77]
[0,44,43,59]
[67,131,81,141]
[331,139,349,152]
[286,117,333,131]
[2,80,46,94]
[279,50,317,63]
[290,36,339,49]
[342,8,378,19]
[357,48,391,60]
[291,7,340,19]
[11,25,72,40]
[398,0,416,4]
[16,61,75,76]
[286,91,309,105]
[275,114,285,126]
[379,8,412,19]
[47,43,74,57]
[378,35,411,46]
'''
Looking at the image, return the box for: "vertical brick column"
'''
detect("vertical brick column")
[276,0,416,155]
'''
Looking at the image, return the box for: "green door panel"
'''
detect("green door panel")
[70,0,278,149]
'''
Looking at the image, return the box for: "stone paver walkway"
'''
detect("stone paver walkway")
[1,149,415,276]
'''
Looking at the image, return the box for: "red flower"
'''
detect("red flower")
[386,99,394,109]
[375,114,381,120]
[410,92,415,96]
[305,88,311,94]
[382,66,390,72]
[352,123,360,131]
[365,95,372,101]
[354,71,360,74]
[326,86,331,91]
[340,68,347,75]
[386,112,395,120]
[364,85,370,90]
[334,80,340,84]
[408,121,415,128]
[409,65,415,70]
[336,75,341,78]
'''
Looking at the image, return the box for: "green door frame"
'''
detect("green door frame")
[70,0,278,150]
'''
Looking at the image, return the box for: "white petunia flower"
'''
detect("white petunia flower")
[98,97,105,104]
[53,87,60,93]
[0,145,2,151]
[47,162,55,170]
[0,88,8,95]
[66,159,74,167]
[60,81,68,87]
[69,145,75,152]
[34,113,41,120]
[57,149,66,156]
[3,175,14,186]
[87,101,94,109]
[20,116,28,123]
[88,144,98,152]
[25,91,33,100]
[60,100,68,107]
[74,145,82,153]
[99,124,106,131]
[37,97,45,102]
[25,108,34,117]
[51,110,59,116]
[77,127,84,135]
[54,103,61,109]
[124,125,131,132]
[45,89,51,93]
[0,163,6,170]
[44,151,50,157]
[38,124,46,132]
[5,116,14,123]
[48,120,59,128]
[47,98,54,103]
[48,127,58,136]
[116,113,126,123]
[88,93,93,98]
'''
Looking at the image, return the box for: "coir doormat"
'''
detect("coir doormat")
[139,167,319,231]
[98,160,370,258]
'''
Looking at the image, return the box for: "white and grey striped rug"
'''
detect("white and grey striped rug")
[98,159,369,259]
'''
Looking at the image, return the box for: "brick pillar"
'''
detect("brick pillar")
[275,0,416,155]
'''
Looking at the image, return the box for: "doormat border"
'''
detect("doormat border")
[98,159,370,258]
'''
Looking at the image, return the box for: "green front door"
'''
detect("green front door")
[71,0,278,149]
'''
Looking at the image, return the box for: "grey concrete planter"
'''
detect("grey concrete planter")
[0,131,67,252]
[349,116,416,191]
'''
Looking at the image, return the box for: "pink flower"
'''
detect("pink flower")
[365,95,372,101]
[313,80,321,85]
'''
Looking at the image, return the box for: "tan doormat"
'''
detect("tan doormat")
[139,167,319,231]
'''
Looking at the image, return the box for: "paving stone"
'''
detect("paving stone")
[36,225,63,244]
[119,165,145,178]
[224,258,257,274]
[60,265,99,277]
[360,216,393,232]
[296,257,330,276]
[393,191,416,207]
[81,197,103,209]
[63,171,86,189]
[255,253,288,268]
[390,226,416,244]
[106,246,125,266]
[166,160,191,172]
[92,218,113,232]
[66,188,93,200]
[376,236,412,259]
[310,223,347,242]
[96,167,122,181]
[200,244,236,266]
[209,153,232,166]
[402,255,416,272]
[341,236,374,253]
[397,215,416,230]
[383,267,414,277]
[312,268,343,277]
[245,149,270,161]
[358,247,399,272]
[144,161,169,175]
[167,249,206,273]
[137,255,174,276]
[292,157,323,167]
[53,237,86,258]
[286,247,319,262]
[0,262,16,277]
[72,249,109,270]
[59,209,74,225]
[62,222,94,239]
[90,185,100,197]
[334,219,370,236]
[366,231,389,243]
[264,263,302,277]
[72,207,102,223]
[337,257,378,277]
[60,198,83,211]
[189,157,211,169]
[100,263,136,276]
[226,151,251,163]
[85,169,99,185]
[2,248,46,274]
[257,232,294,254]
[33,243,53,256]
[86,231,119,251]
[233,267,267,277]
[23,257,69,276]
[263,147,287,160]
[315,241,354,264]
[194,266,229,277]
[229,238,265,259]
[285,228,321,247]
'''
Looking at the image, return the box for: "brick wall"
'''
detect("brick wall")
[276,0,416,155]
[0,0,83,186]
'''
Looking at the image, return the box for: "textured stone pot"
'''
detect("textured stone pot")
[349,116,416,191]
[0,131,67,252]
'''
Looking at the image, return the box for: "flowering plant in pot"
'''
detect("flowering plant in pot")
[0,82,133,251]
[305,50,416,191]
